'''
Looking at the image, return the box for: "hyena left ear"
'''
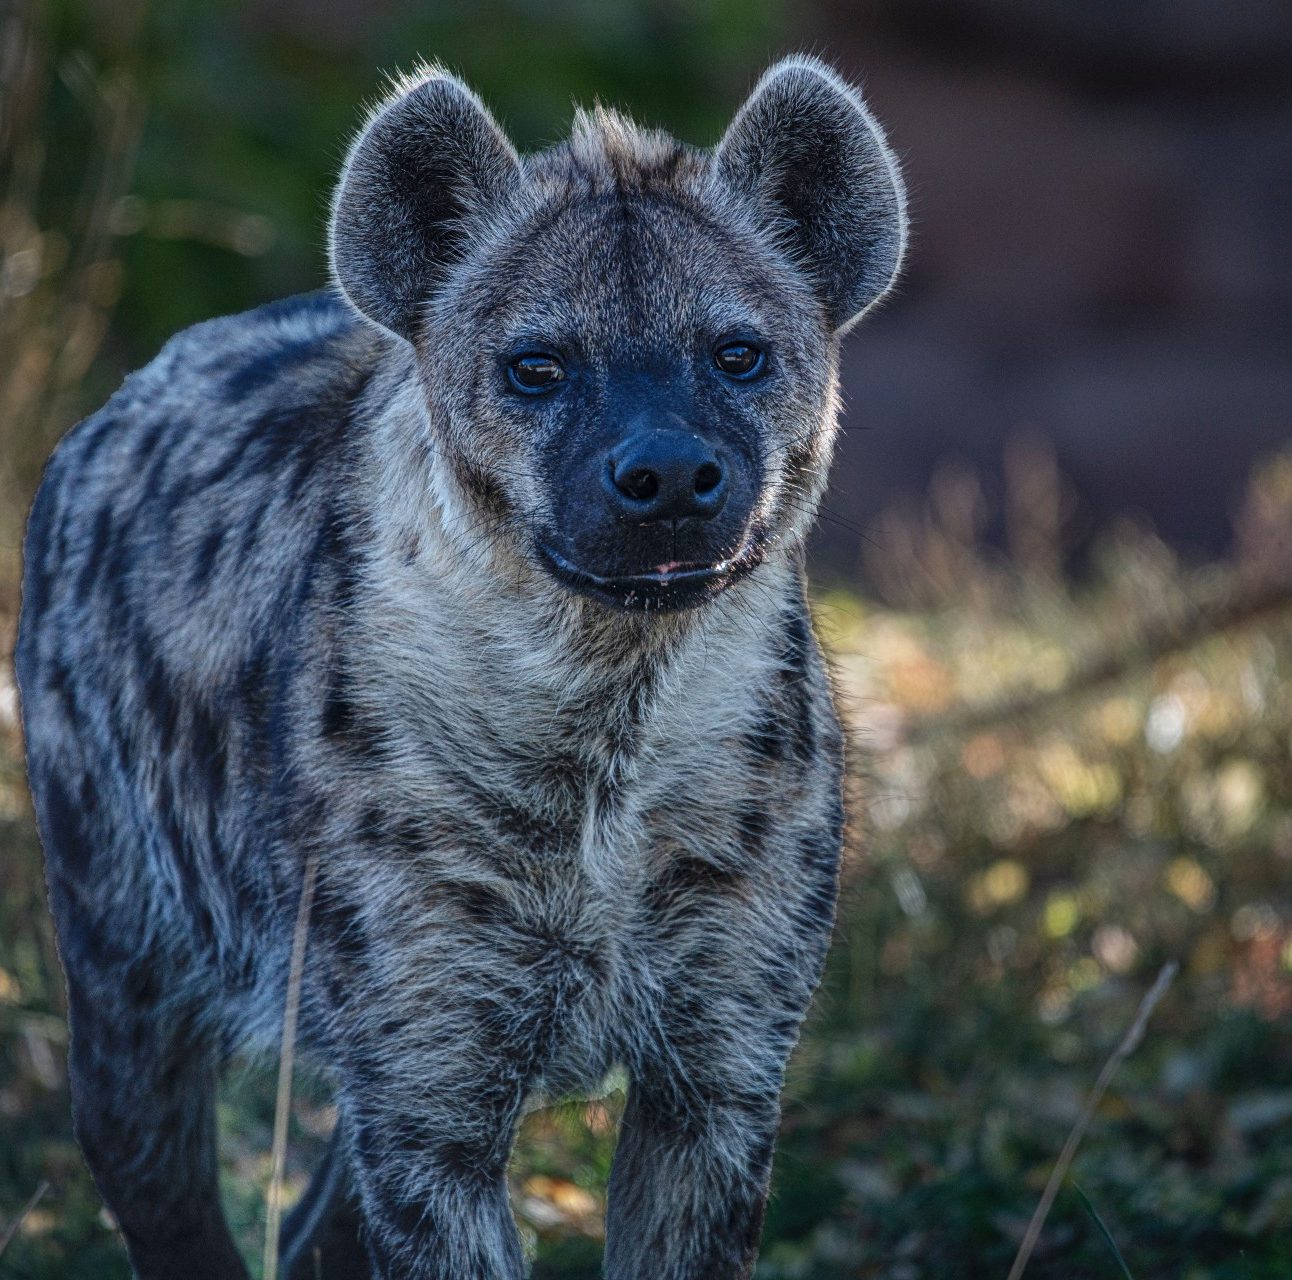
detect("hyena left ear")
[330,67,523,341]
[715,55,907,334]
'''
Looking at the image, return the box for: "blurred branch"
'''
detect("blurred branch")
[0,1,144,572]
[904,571,1292,746]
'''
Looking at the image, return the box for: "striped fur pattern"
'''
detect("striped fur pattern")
[16,56,905,1279]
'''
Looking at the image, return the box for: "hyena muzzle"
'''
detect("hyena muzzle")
[15,55,905,1280]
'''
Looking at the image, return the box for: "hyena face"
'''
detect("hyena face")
[427,190,822,612]
[332,59,906,609]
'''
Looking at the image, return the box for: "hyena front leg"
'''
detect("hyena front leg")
[605,835,840,1278]
[604,1075,783,1279]
[338,1066,527,1280]
[62,970,249,1280]
[279,1118,371,1280]
[318,916,591,1280]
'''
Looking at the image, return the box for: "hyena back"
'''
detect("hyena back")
[16,56,905,1280]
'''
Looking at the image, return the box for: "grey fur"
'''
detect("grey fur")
[16,55,905,1279]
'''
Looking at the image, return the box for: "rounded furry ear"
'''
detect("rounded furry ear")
[330,69,523,340]
[715,55,907,334]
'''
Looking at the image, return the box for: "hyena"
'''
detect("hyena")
[15,55,905,1279]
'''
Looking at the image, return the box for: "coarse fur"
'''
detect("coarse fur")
[16,55,906,1279]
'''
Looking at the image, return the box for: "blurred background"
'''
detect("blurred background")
[1,0,1290,1276]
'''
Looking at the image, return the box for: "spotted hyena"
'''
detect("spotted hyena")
[15,55,905,1280]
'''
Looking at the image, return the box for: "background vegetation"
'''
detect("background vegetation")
[2,1,1290,1277]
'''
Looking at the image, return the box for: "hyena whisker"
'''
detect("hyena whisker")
[778,474,879,539]
[778,490,873,543]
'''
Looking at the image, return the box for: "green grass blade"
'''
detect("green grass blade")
[1073,1180,1135,1280]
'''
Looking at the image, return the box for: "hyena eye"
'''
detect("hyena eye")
[712,342,766,380]
[507,353,566,394]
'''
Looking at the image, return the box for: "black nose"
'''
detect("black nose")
[604,429,728,523]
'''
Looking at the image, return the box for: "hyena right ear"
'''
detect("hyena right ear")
[715,55,907,334]
[330,68,523,341]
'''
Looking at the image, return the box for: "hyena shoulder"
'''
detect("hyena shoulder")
[19,291,387,689]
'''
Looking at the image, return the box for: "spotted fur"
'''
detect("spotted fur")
[16,55,905,1279]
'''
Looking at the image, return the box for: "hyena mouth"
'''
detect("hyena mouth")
[538,542,766,612]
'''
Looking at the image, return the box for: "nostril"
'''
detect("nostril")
[694,461,723,497]
[618,466,659,503]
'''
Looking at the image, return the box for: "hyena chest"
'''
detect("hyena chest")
[359,768,658,1097]
[332,694,725,1094]
[496,812,658,1097]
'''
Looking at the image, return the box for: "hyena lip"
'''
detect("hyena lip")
[538,543,764,611]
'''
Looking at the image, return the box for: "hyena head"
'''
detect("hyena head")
[331,55,906,612]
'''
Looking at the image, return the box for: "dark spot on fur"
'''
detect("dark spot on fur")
[394,816,450,857]
[55,913,118,975]
[132,415,170,467]
[646,856,747,919]
[123,959,161,1006]
[355,806,384,840]
[779,607,812,682]
[319,663,385,760]
[322,966,352,1012]
[39,771,88,874]
[189,526,226,593]
[160,447,244,519]
[77,767,99,811]
[315,893,368,964]
[441,880,512,929]
[137,645,179,755]
[321,667,355,740]
[190,700,228,804]
[434,1138,505,1188]
[492,799,566,856]
[45,659,80,724]
[778,608,817,762]
[799,874,838,929]
[744,703,783,762]
[782,439,816,483]
[453,456,510,518]
[400,528,421,565]
[19,489,58,623]
[234,643,274,773]
[74,506,116,600]
[223,332,331,401]
[383,1194,427,1242]
[736,805,770,855]
[71,411,119,470]
[148,772,215,949]
[798,829,837,873]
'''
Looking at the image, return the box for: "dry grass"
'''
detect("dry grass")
[261,853,320,1280]
[1006,962,1177,1280]
[0,1178,49,1260]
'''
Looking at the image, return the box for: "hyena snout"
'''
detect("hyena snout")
[604,418,729,526]
[540,414,759,612]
